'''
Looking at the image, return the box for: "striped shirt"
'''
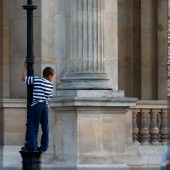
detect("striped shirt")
[25,76,53,106]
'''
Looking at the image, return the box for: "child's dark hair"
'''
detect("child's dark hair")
[43,67,55,77]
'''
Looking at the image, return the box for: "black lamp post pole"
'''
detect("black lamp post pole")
[19,1,41,170]
[23,0,37,116]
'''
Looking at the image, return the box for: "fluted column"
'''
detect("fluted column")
[132,109,139,143]
[159,109,167,144]
[149,109,160,144]
[58,0,112,90]
[139,109,150,144]
[71,0,104,73]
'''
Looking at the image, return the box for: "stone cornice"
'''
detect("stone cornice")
[50,97,138,107]
[3,99,26,108]
[2,99,167,109]
[131,100,167,109]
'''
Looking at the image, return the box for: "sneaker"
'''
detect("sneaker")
[21,146,35,152]
[37,147,44,153]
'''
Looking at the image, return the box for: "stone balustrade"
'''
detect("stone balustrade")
[131,100,167,145]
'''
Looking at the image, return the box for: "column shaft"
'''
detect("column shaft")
[72,0,104,72]
[141,0,158,99]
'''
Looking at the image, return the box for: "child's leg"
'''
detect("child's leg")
[40,105,49,152]
[25,104,42,151]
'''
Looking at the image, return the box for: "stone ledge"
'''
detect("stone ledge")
[3,99,166,109]
[131,100,167,109]
[57,90,124,97]
[3,99,26,108]
[50,97,137,107]
[3,97,138,107]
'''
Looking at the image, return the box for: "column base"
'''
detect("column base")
[52,89,137,107]
[57,72,113,90]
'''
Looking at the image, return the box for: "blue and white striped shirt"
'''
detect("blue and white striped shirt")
[25,76,53,106]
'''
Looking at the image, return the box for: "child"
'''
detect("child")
[21,62,55,152]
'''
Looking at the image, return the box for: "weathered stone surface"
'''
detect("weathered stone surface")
[57,90,124,97]
[3,0,167,168]
[3,99,168,168]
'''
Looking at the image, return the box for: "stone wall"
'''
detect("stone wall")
[3,0,9,98]
[3,99,166,168]
[118,0,167,100]
[3,0,167,100]
[2,1,167,168]
[8,0,41,98]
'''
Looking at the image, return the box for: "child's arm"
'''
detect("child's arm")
[22,62,27,81]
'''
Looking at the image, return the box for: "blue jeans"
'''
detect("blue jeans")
[25,102,49,151]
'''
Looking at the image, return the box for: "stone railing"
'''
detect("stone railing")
[131,100,167,145]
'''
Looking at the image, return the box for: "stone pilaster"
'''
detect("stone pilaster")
[158,0,167,99]
[141,0,158,99]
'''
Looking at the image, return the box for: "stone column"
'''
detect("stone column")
[58,0,112,90]
[141,0,158,100]
[158,0,167,99]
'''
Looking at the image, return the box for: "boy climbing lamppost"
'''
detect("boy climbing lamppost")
[19,1,56,169]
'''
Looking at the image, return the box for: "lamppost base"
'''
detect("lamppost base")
[19,151,42,170]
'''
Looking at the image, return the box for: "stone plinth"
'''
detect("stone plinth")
[48,90,137,167]
[3,99,167,168]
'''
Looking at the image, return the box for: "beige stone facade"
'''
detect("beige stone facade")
[2,0,167,168]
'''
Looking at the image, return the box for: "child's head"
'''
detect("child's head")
[43,67,55,82]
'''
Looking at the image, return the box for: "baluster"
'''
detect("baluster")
[132,109,140,143]
[139,109,150,144]
[149,109,160,144]
[159,109,167,144]
[157,112,161,142]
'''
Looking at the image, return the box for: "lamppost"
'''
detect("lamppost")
[23,0,36,116]
[19,1,41,169]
